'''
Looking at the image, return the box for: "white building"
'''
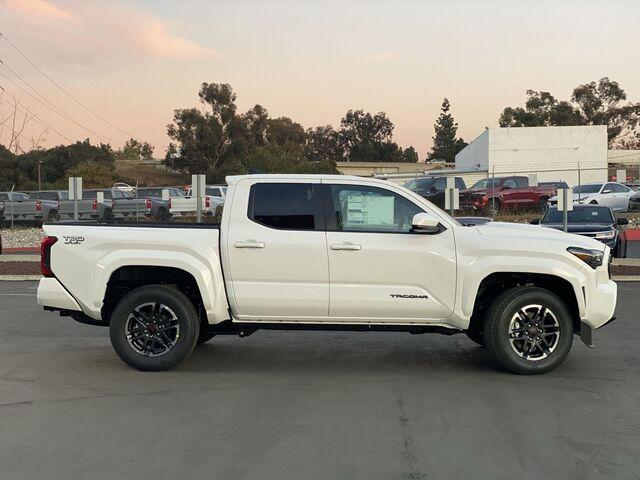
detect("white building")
[455,125,608,186]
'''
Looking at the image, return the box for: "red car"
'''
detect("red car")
[460,176,558,214]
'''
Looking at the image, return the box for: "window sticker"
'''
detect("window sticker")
[345,195,395,227]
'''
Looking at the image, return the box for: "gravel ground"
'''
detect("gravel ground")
[0,262,40,275]
[0,227,43,249]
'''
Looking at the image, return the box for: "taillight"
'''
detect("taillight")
[35,200,42,212]
[168,198,172,209]
[145,198,152,209]
[40,236,57,277]
[57,200,61,209]
[92,199,98,210]
[205,197,211,208]
[111,200,115,209]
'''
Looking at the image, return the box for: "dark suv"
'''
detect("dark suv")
[403,176,466,209]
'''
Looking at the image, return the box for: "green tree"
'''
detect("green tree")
[118,138,155,160]
[66,160,116,188]
[499,78,640,146]
[305,126,343,163]
[339,109,402,162]
[401,146,419,163]
[426,98,467,163]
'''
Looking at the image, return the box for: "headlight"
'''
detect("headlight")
[595,230,616,240]
[567,246,604,269]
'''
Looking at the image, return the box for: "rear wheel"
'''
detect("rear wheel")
[45,210,59,223]
[484,287,573,374]
[487,198,501,216]
[109,285,200,371]
[103,209,115,223]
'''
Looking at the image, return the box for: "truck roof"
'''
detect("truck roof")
[225,174,392,187]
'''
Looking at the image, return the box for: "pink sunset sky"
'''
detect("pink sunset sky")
[1,0,639,158]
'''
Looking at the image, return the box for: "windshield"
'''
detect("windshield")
[470,178,500,189]
[573,184,602,194]
[542,207,614,224]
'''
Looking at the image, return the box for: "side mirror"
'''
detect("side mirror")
[530,218,540,225]
[602,189,612,194]
[617,217,629,225]
[412,213,443,234]
[502,185,512,190]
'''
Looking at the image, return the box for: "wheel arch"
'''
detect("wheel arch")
[467,272,582,337]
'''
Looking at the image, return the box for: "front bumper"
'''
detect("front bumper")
[581,279,617,330]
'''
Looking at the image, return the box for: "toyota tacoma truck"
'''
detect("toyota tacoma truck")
[37,174,617,374]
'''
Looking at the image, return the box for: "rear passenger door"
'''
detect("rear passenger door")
[224,180,329,321]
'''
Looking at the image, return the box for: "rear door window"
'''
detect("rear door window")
[514,177,528,188]
[248,183,323,231]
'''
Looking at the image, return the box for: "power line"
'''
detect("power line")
[0,31,135,139]
[0,68,121,145]
[0,89,74,143]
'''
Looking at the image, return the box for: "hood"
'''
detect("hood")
[549,193,596,202]
[539,223,614,233]
[475,221,605,251]
[461,188,491,197]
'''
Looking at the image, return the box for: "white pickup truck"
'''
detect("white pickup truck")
[37,174,617,374]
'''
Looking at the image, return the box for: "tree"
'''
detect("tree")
[499,78,640,146]
[66,160,116,188]
[118,138,155,160]
[401,146,419,163]
[305,126,343,163]
[338,109,402,162]
[426,98,467,162]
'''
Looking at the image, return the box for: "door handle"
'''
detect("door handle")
[234,241,265,249]
[330,243,361,251]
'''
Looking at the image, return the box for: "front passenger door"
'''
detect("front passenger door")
[324,182,456,322]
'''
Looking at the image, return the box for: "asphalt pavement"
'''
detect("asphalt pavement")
[0,281,639,480]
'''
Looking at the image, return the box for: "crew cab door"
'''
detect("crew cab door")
[224,179,329,321]
[323,181,456,321]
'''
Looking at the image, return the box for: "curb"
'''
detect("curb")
[612,276,640,282]
[2,247,39,254]
[0,275,42,281]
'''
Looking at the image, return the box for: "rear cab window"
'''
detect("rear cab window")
[248,183,323,230]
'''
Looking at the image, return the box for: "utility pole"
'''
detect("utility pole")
[38,160,42,190]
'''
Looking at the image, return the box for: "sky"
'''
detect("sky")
[1,0,639,159]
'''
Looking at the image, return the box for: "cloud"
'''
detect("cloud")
[4,0,75,21]
[4,0,217,61]
[132,18,216,60]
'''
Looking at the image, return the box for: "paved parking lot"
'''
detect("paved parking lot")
[0,281,639,479]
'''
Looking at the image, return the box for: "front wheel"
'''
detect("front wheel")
[109,285,200,371]
[483,287,573,374]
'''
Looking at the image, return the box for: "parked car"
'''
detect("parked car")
[403,176,466,209]
[539,181,569,190]
[629,192,640,211]
[113,188,172,221]
[0,191,30,203]
[58,190,114,222]
[531,205,628,258]
[172,185,226,216]
[460,176,557,214]
[548,182,635,212]
[2,190,63,223]
[113,182,136,195]
[38,174,617,375]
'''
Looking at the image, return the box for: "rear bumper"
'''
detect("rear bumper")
[37,277,82,312]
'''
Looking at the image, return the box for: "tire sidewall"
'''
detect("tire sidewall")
[485,288,573,374]
[109,286,199,371]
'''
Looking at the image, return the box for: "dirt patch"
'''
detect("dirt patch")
[0,262,41,275]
